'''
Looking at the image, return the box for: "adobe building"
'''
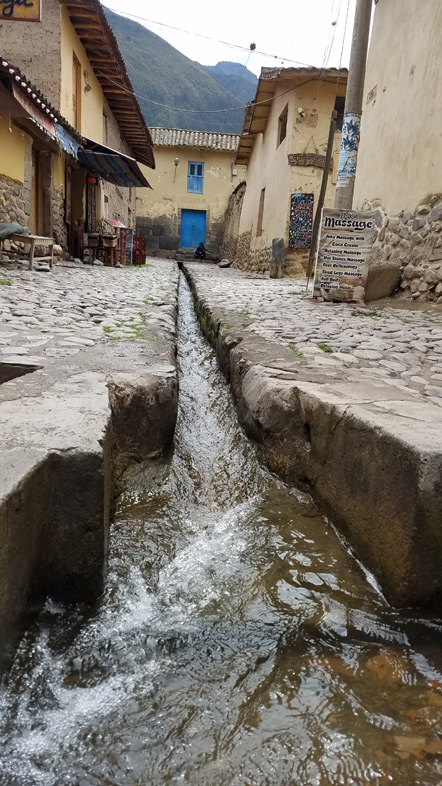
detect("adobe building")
[0,0,154,253]
[225,66,347,276]
[353,0,442,303]
[136,128,246,259]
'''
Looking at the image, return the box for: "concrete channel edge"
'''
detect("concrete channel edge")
[0,345,178,668]
[183,264,442,609]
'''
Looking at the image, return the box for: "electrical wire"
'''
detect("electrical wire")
[229,50,253,100]
[97,67,335,115]
[338,0,352,70]
[104,5,319,70]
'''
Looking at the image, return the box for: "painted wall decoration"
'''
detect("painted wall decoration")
[1,0,42,21]
[289,193,314,249]
[336,112,361,189]
[288,153,331,170]
[313,208,376,302]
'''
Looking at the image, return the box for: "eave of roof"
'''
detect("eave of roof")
[60,0,155,169]
[150,127,240,152]
[235,66,348,166]
[0,55,82,141]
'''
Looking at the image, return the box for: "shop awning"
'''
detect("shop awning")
[77,141,152,188]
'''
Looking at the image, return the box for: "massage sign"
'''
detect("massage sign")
[313,208,376,302]
[1,0,41,21]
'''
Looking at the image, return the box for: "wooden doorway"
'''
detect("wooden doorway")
[29,149,43,235]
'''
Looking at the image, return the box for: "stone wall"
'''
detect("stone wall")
[229,230,272,274]
[53,188,67,249]
[223,181,246,263]
[362,197,442,303]
[0,175,27,227]
[136,214,180,258]
[136,211,224,259]
[224,182,305,277]
[0,153,66,250]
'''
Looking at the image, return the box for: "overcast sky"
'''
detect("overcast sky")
[103,0,357,78]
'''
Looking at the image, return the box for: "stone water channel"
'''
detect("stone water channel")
[1,275,442,785]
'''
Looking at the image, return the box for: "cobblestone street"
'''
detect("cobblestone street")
[0,260,177,372]
[187,263,442,406]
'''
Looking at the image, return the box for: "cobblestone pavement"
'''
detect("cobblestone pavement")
[186,263,442,407]
[0,260,178,370]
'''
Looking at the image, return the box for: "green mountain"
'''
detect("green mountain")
[104,8,246,133]
[200,61,258,107]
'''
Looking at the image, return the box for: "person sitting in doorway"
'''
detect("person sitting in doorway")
[194,242,206,260]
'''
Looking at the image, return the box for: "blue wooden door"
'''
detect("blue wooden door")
[181,209,206,248]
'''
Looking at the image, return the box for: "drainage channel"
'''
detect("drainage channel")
[1,275,442,785]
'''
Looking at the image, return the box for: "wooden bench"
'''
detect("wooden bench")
[0,233,54,270]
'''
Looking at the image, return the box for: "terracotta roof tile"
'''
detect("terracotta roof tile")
[150,128,240,152]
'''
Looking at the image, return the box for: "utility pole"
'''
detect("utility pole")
[334,0,373,210]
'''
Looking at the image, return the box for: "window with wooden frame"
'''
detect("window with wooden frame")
[72,53,81,131]
[277,104,288,147]
[187,161,204,193]
[256,187,265,236]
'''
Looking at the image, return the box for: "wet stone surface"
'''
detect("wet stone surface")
[0,261,178,370]
[186,263,442,406]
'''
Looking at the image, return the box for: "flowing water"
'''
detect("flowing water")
[1,276,442,786]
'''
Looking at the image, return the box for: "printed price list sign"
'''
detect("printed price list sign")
[313,208,376,302]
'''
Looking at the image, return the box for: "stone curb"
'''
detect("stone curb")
[183,264,442,608]
[0,302,179,668]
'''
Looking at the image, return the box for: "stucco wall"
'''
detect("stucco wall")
[352,0,442,303]
[137,147,245,256]
[0,0,62,107]
[60,6,104,139]
[100,98,136,228]
[237,78,344,275]
[354,0,442,216]
[0,117,30,183]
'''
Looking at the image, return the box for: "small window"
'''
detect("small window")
[277,104,288,147]
[334,96,345,132]
[188,161,204,193]
[256,187,265,236]
[103,112,108,144]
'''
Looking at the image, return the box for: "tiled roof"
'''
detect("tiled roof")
[150,128,240,152]
[0,55,81,139]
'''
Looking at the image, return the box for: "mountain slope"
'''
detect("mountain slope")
[200,61,258,107]
[104,8,245,133]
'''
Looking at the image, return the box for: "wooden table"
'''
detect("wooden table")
[0,233,54,270]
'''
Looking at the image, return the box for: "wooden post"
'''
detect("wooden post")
[306,110,337,282]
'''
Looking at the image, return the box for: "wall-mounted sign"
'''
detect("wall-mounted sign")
[1,0,42,21]
[313,208,376,302]
[288,153,332,170]
[289,193,314,249]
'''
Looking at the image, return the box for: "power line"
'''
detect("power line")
[104,5,318,70]
[97,66,332,116]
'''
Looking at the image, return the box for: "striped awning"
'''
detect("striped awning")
[77,149,151,188]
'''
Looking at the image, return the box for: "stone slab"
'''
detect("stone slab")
[0,260,179,664]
